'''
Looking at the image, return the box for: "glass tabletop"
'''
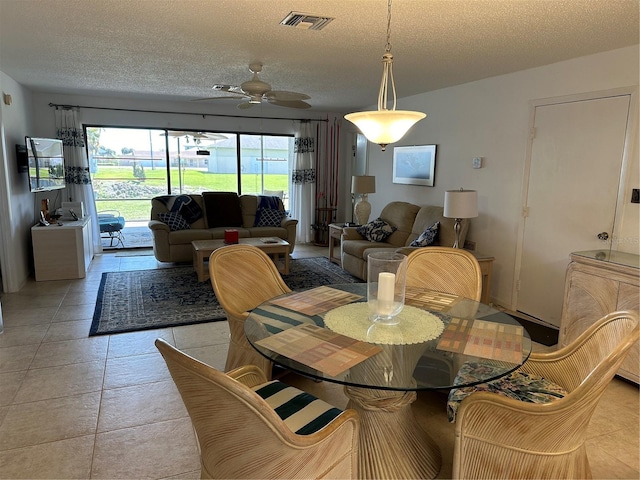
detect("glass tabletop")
[245,283,532,391]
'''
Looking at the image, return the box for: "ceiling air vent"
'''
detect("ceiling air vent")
[280,12,334,30]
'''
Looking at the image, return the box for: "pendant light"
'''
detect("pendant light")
[345,0,425,151]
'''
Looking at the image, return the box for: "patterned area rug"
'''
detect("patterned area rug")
[89,257,363,336]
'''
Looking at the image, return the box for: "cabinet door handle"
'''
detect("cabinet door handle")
[597,232,609,240]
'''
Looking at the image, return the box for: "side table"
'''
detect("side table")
[470,251,495,304]
[328,223,346,266]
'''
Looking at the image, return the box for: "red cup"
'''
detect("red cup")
[224,229,239,244]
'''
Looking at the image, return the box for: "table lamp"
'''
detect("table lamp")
[351,176,376,225]
[443,188,478,248]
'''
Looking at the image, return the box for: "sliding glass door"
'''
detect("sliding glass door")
[85,126,292,221]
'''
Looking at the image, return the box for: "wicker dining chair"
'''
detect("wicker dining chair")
[209,244,291,378]
[450,310,639,479]
[405,247,483,301]
[155,339,359,479]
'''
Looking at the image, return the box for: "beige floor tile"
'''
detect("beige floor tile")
[43,319,92,342]
[53,303,97,322]
[60,291,99,307]
[0,405,8,426]
[0,435,94,479]
[17,280,71,295]
[0,391,100,450]
[91,417,200,479]
[13,361,105,404]
[0,324,48,348]
[182,344,229,371]
[587,437,640,479]
[30,336,108,368]
[1,293,63,310]
[0,344,39,374]
[0,307,55,327]
[592,427,640,471]
[103,351,172,389]
[172,321,230,350]
[0,371,26,406]
[162,469,201,479]
[107,328,174,358]
[97,380,187,432]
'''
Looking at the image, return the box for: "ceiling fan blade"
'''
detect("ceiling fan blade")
[266,91,311,101]
[267,98,312,109]
[212,84,245,95]
[191,94,246,102]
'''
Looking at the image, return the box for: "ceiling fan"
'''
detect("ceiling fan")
[195,63,311,110]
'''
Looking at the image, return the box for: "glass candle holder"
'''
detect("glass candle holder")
[367,252,407,325]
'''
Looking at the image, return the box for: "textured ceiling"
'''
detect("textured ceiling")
[0,0,638,114]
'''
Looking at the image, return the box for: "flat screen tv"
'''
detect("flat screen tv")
[26,136,66,192]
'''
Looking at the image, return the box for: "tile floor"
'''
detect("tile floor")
[0,244,638,479]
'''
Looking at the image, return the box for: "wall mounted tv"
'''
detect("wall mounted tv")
[26,136,66,192]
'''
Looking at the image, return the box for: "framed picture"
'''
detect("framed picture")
[392,145,437,186]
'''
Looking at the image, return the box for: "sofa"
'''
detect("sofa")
[148,192,298,262]
[341,201,470,280]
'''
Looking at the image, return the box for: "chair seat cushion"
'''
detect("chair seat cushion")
[98,215,125,233]
[447,361,568,422]
[253,380,343,435]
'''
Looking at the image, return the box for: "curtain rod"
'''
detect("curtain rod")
[48,102,327,122]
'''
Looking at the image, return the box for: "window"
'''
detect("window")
[85,127,293,221]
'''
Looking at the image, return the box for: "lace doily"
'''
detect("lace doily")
[323,303,445,345]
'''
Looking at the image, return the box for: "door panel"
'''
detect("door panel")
[517,95,630,326]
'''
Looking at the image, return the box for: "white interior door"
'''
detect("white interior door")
[517,94,631,326]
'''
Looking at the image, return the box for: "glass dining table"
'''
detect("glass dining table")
[245,283,531,480]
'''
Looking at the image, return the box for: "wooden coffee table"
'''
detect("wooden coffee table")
[192,237,290,282]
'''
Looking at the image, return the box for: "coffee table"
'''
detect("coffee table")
[192,237,290,282]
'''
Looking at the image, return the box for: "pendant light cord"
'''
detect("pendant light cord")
[378,0,397,112]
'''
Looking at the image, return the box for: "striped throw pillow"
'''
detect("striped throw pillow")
[253,381,343,435]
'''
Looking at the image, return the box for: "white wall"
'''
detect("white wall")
[357,45,639,308]
[0,71,36,292]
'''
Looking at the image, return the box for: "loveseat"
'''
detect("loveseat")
[341,201,469,280]
[149,192,298,262]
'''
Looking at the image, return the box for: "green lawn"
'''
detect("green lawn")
[92,167,289,221]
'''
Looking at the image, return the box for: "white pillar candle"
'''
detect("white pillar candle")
[377,272,395,315]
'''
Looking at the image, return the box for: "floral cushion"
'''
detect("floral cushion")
[256,208,285,227]
[410,221,439,247]
[158,211,190,231]
[357,218,397,242]
[447,361,568,422]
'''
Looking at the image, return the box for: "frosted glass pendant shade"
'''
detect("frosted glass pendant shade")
[345,110,426,151]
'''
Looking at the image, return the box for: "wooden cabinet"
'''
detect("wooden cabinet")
[32,217,93,281]
[560,250,639,383]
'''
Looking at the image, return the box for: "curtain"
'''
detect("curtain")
[55,108,102,254]
[290,121,316,244]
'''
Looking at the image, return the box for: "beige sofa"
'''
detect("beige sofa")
[149,192,298,262]
[341,201,469,280]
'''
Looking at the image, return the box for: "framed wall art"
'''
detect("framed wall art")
[392,145,437,186]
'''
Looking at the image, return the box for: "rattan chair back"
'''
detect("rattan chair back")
[155,339,359,479]
[406,247,483,301]
[209,244,291,378]
[452,310,639,479]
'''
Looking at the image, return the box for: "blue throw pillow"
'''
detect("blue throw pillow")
[256,208,285,227]
[357,218,397,242]
[158,212,190,231]
[410,221,439,247]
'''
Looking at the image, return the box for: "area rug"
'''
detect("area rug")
[89,257,363,336]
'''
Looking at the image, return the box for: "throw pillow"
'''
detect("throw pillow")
[410,221,439,247]
[256,208,285,227]
[357,218,397,242]
[158,212,190,231]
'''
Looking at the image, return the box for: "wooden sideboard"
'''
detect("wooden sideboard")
[560,250,639,384]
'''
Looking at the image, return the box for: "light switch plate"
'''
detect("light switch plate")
[472,157,483,169]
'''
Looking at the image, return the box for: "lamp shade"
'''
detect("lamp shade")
[444,189,478,218]
[344,110,426,149]
[351,175,376,194]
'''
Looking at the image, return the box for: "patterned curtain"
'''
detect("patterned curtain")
[55,108,101,253]
[290,121,316,243]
